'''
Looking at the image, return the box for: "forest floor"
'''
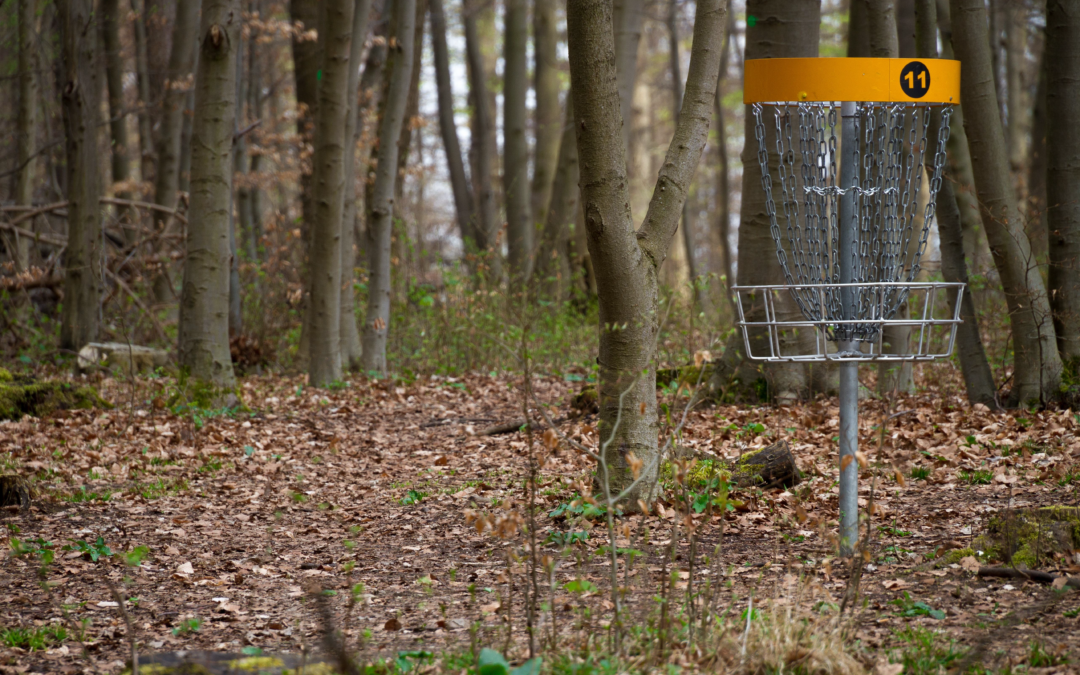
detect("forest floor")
[1,368,1079,674]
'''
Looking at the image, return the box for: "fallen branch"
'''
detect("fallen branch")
[100,197,188,225]
[977,567,1080,589]
[0,220,68,247]
[479,415,568,436]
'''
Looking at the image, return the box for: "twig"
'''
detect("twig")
[100,197,189,225]
[104,269,170,344]
[106,579,138,675]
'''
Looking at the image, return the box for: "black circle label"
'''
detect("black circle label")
[899,61,931,98]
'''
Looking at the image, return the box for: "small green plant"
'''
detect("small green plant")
[63,536,113,562]
[476,648,541,675]
[879,521,912,537]
[563,579,598,594]
[958,469,993,485]
[290,490,308,503]
[60,486,113,502]
[890,592,945,620]
[1026,641,1070,667]
[549,495,608,519]
[399,489,427,505]
[910,466,931,481]
[198,458,223,473]
[136,477,189,499]
[544,530,589,547]
[888,627,967,674]
[0,624,67,651]
[172,616,203,636]
[1063,607,1080,618]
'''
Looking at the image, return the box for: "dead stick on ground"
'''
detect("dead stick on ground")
[106,579,138,675]
[977,567,1080,589]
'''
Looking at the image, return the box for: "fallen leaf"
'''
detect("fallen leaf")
[176,562,194,576]
[384,618,401,631]
[959,556,980,573]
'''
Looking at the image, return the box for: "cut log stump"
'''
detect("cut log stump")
[730,440,801,489]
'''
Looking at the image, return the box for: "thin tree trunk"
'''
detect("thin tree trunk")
[361,0,416,374]
[1045,0,1080,368]
[58,0,103,352]
[534,98,578,300]
[130,0,155,182]
[667,0,712,319]
[504,0,531,286]
[152,0,200,305]
[713,10,735,318]
[14,0,38,272]
[1027,59,1048,266]
[464,0,499,275]
[246,1,264,265]
[340,0,375,371]
[429,0,476,251]
[950,0,1062,405]
[179,0,241,391]
[866,0,900,57]
[613,0,644,157]
[568,0,726,504]
[392,0,427,303]
[230,35,247,338]
[1005,5,1026,176]
[100,0,134,243]
[307,0,357,386]
[916,0,997,407]
[530,0,561,245]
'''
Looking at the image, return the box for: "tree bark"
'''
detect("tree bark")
[58,0,103,352]
[504,0,531,286]
[178,0,241,391]
[534,98,578,300]
[100,0,134,243]
[1045,0,1080,367]
[1026,59,1048,266]
[568,0,725,504]
[13,0,38,272]
[713,11,736,318]
[613,0,644,156]
[950,0,1062,405]
[130,0,156,182]
[307,0,358,386]
[151,0,200,305]
[530,0,561,247]
[866,0,900,57]
[464,0,499,274]
[339,0,375,372]
[916,0,997,407]
[361,0,416,374]
[429,0,476,251]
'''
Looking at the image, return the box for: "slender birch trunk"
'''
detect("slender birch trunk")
[340,0,374,371]
[464,0,499,275]
[178,0,240,391]
[14,0,38,272]
[568,0,725,503]
[361,0,416,374]
[392,0,427,303]
[950,0,1061,405]
[534,99,578,301]
[58,0,103,352]
[130,0,155,181]
[530,0,561,242]
[612,0,644,157]
[1045,0,1080,367]
[100,0,134,243]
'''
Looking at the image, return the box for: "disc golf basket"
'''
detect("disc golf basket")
[735,58,963,556]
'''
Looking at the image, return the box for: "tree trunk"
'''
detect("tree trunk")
[361,0,416,374]
[866,0,900,57]
[534,98,579,300]
[130,0,156,182]
[307,0,357,386]
[950,0,1062,406]
[613,0,644,157]
[713,11,736,319]
[429,0,476,251]
[1005,6,1026,177]
[530,0,561,246]
[151,0,200,306]
[568,0,725,505]
[178,0,241,391]
[916,0,997,408]
[464,0,499,275]
[339,0,375,372]
[1045,0,1080,368]
[1026,59,1048,266]
[100,0,134,243]
[58,0,103,352]
[230,36,247,338]
[504,0,531,286]
[667,0,713,320]
[13,0,38,273]
[246,0,264,266]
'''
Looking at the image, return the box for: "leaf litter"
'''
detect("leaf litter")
[0,371,1078,673]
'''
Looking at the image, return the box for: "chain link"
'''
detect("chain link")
[754,102,954,342]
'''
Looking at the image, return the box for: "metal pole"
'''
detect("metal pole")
[837,101,859,556]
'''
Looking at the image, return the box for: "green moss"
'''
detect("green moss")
[0,368,12,383]
[0,380,110,420]
[228,656,285,671]
[986,507,1080,566]
[571,386,597,413]
[122,665,212,675]
[685,459,731,489]
[656,364,713,389]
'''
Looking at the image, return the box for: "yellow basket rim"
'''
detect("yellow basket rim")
[744,57,960,105]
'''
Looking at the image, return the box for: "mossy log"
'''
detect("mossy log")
[730,440,801,489]
[0,475,32,509]
[979,507,1080,567]
[127,651,340,675]
[0,368,110,420]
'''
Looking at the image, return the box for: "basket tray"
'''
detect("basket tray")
[732,281,964,362]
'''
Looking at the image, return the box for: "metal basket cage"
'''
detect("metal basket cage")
[733,281,964,362]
